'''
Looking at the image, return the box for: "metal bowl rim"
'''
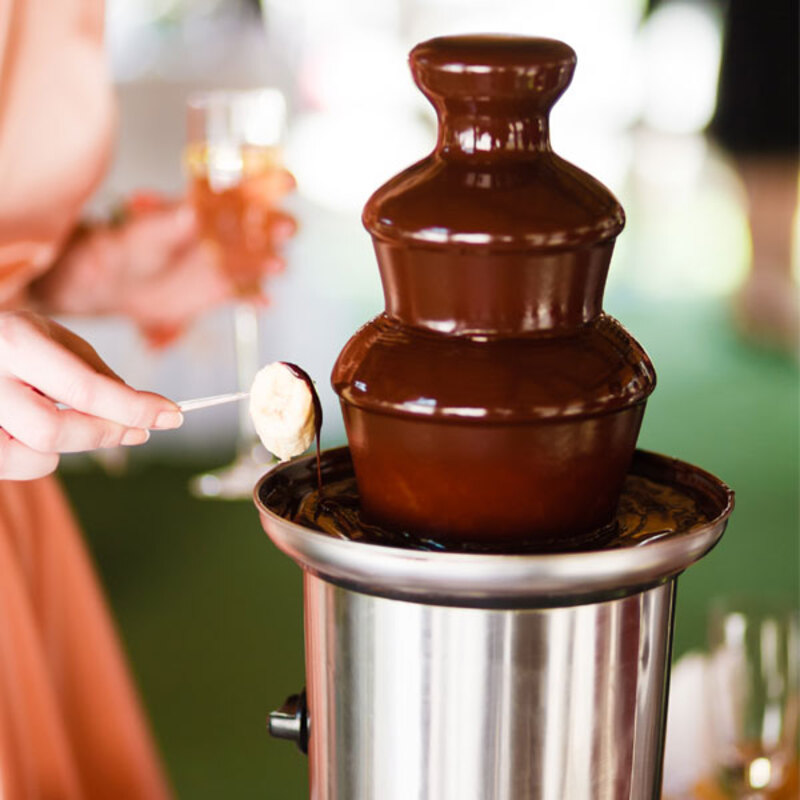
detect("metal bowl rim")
[253,447,733,604]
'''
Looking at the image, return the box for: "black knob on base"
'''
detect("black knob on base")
[268,689,309,754]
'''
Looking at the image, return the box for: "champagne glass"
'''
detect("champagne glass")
[184,88,287,499]
[706,597,800,798]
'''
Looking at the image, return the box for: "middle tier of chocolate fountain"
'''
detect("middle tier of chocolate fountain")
[332,35,656,548]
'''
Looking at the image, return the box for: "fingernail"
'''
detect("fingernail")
[154,410,184,430]
[121,428,150,446]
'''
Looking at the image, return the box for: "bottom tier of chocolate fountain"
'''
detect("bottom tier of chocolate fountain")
[259,446,732,561]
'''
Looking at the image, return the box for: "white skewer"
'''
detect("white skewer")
[177,391,250,412]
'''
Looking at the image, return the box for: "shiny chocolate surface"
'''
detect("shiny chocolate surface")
[365,35,623,254]
[295,472,709,554]
[334,313,655,421]
[372,241,615,334]
[331,35,655,545]
[341,403,645,544]
[365,157,625,252]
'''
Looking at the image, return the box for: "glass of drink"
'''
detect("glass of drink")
[185,88,288,499]
[706,596,800,798]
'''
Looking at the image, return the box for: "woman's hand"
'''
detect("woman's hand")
[30,180,296,346]
[0,311,183,480]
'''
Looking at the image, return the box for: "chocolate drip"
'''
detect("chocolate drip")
[280,362,324,491]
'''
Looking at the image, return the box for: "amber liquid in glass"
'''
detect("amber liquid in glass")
[185,142,283,295]
[710,745,799,799]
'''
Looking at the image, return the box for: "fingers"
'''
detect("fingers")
[0,376,149,454]
[120,203,198,278]
[124,241,233,332]
[0,311,181,430]
[31,203,202,317]
[260,255,286,277]
[241,169,296,206]
[0,430,60,481]
[267,210,297,245]
[0,311,179,479]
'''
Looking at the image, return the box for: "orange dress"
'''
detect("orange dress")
[0,1,172,797]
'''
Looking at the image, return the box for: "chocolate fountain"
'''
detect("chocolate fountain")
[255,36,733,799]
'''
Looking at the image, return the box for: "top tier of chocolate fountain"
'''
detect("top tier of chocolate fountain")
[332,35,656,550]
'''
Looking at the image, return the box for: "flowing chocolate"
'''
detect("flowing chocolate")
[331,36,657,548]
[291,474,707,554]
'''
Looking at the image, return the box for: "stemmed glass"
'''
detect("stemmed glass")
[706,597,799,798]
[184,88,287,499]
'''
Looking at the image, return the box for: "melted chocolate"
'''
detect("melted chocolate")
[334,313,654,421]
[280,362,324,491]
[329,36,656,547]
[290,474,708,555]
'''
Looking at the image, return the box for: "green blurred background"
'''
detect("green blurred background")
[55,1,798,797]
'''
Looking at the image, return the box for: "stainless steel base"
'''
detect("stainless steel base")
[304,574,674,800]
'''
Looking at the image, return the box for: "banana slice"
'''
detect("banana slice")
[249,362,318,461]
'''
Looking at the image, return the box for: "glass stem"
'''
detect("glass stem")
[233,301,260,450]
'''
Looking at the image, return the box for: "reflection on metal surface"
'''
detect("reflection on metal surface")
[303,575,674,799]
